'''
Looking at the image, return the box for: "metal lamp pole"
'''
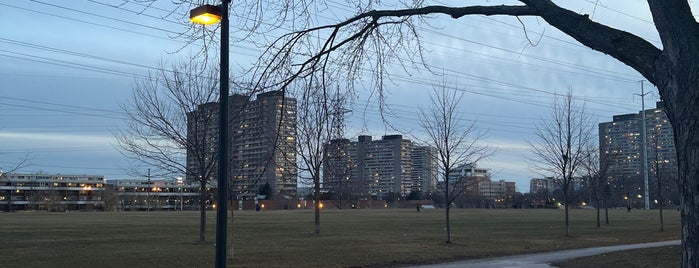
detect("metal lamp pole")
[215,0,230,266]
[189,2,229,267]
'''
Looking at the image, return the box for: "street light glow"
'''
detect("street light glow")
[190,4,222,25]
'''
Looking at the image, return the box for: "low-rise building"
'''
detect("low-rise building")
[111,179,203,211]
[449,164,516,200]
[0,173,105,211]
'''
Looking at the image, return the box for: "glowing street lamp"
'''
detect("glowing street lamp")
[190,5,222,25]
[190,2,229,268]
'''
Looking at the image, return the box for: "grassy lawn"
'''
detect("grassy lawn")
[0,208,680,267]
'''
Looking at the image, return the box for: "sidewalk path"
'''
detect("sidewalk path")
[410,240,680,268]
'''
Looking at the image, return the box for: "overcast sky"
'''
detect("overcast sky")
[1,1,692,192]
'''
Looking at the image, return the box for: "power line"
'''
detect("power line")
[324,0,643,82]
[18,0,646,86]
[0,36,638,115]
[0,146,115,154]
[0,50,146,79]
[582,0,655,25]
[0,38,163,76]
[28,0,181,35]
[0,101,125,120]
[5,1,645,107]
[0,95,121,115]
[0,2,177,42]
[1,1,644,125]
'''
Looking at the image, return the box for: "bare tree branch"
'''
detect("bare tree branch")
[418,79,490,244]
[114,59,221,243]
[529,90,594,236]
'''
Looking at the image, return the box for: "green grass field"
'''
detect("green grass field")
[0,208,680,267]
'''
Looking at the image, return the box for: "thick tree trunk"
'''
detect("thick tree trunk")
[647,51,697,265]
[677,130,698,266]
[652,58,699,266]
[671,96,699,266]
[637,3,698,264]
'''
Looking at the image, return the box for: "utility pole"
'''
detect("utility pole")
[636,81,650,210]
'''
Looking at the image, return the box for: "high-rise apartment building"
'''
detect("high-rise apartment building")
[187,91,297,200]
[599,101,677,205]
[231,91,297,199]
[322,138,357,197]
[323,135,437,198]
[186,101,219,187]
[410,145,439,193]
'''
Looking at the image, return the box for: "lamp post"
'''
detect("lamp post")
[190,2,229,268]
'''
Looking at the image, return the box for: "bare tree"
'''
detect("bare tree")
[652,147,666,231]
[599,153,615,225]
[419,85,489,244]
[248,2,699,263]
[286,77,335,235]
[650,132,679,232]
[115,60,220,243]
[529,91,593,236]
[581,144,612,228]
[139,0,699,264]
[581,146,600,228]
